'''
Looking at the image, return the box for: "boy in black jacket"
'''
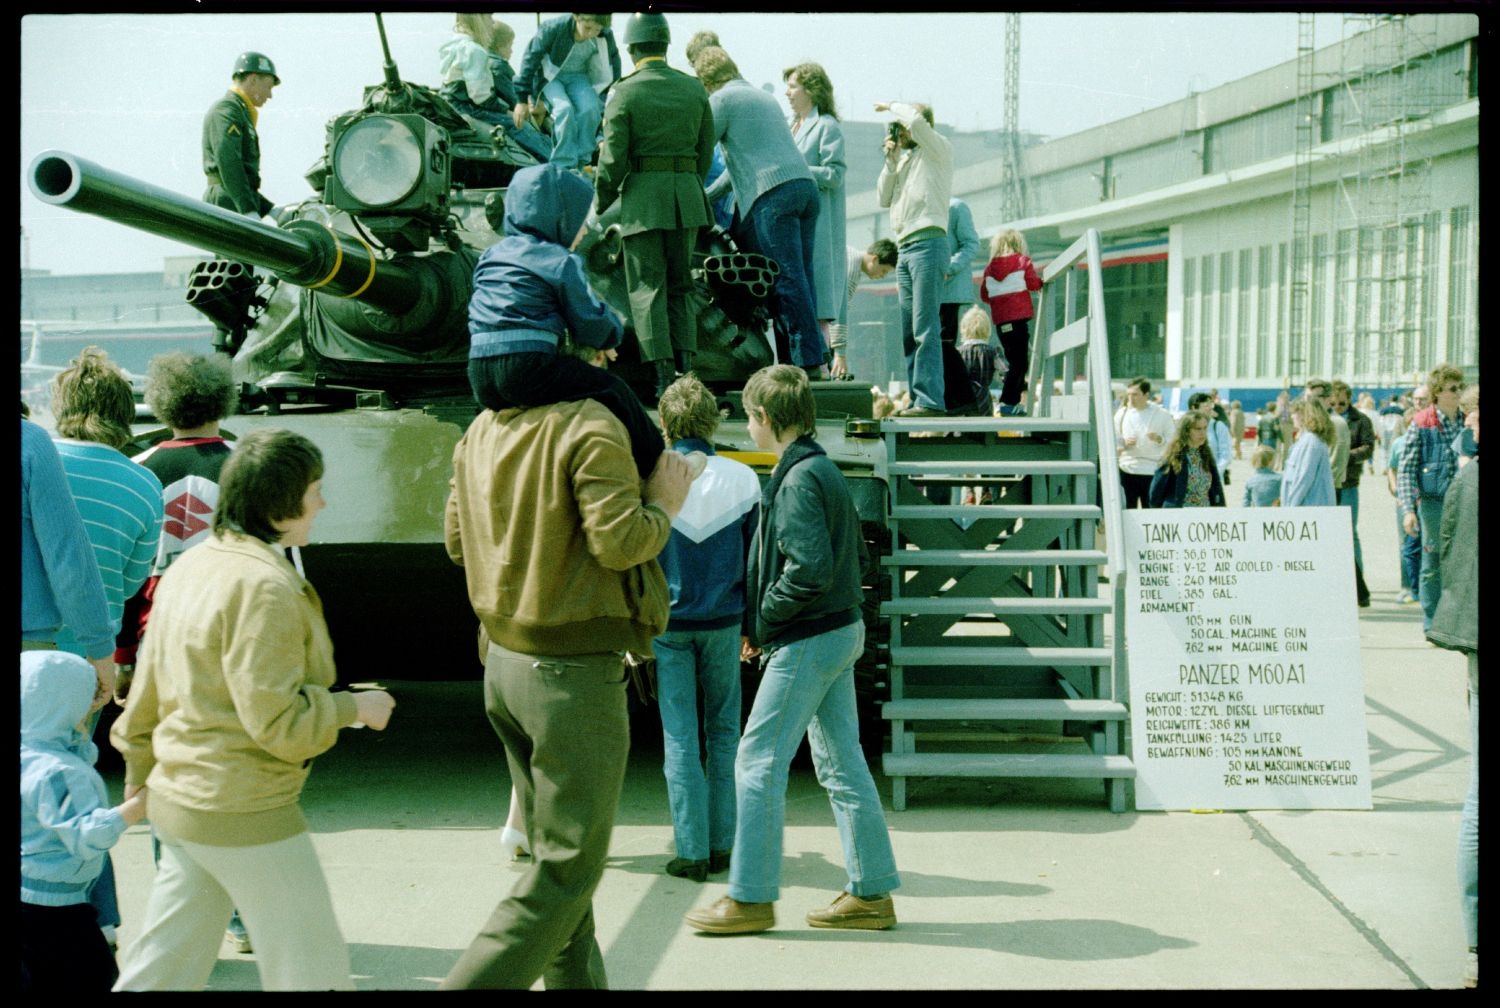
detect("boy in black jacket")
[684,364,900,936]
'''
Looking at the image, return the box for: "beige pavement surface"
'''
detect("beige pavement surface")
[101,448,1474,990]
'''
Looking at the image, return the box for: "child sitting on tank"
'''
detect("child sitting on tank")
[438,14,550,164]
[466,161,666,480]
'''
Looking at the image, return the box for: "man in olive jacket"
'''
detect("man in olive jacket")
[591,13,715,401]
[202,52,279,217]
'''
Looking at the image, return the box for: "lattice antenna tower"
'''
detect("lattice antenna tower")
[1285,13,1317,391]
[998,12,1027,223]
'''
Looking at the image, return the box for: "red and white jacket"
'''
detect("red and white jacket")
[979,253,1041,326]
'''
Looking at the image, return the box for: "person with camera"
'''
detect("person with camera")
[875,101,954,417]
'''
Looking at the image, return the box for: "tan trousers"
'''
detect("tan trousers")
[114,829,353,991]
[441,642,630,990]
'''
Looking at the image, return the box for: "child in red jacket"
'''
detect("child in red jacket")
[979,229,1041,416]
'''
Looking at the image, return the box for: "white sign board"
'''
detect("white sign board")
[1123,508,1372,811]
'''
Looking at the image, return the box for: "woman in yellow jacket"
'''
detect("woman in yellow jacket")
[112,429,396,991]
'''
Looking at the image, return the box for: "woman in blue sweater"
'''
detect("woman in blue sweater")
[693,46,827,378]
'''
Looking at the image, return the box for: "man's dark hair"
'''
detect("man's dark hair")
[145,351,239,431]
[1127,376,1152,396]
[868,238,898,267]
[1188,392,1214,411]
[215,428,324,544]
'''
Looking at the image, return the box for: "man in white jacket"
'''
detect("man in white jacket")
[1115,377,1175,508]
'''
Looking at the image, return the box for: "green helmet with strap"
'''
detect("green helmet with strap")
[233,52,280,85]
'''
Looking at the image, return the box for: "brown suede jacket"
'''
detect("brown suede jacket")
[445,399,672,659]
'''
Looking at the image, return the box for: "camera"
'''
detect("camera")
[886,121,903,144]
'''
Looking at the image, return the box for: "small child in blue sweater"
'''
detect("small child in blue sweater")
[1241,445,1283,507]
[466,162,665,480]
[21,651,148,991]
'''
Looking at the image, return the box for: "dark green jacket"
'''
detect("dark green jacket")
[745,437,866,650]
[594,59,714,237]
[202,91,271,217]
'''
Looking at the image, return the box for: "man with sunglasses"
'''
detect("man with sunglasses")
[1398,364,1468,630]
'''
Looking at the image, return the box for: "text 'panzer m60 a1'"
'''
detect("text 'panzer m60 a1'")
[27,15,892,751]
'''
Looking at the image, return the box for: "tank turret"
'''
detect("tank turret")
[26,13,779,409]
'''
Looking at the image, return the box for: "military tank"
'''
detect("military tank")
[27,16,891,749]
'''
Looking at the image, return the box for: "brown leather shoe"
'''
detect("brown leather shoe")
[684,895,774,934]
[805,891,896,930]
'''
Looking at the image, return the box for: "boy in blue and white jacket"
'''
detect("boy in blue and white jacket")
[466,161,664,479]
[652,374,761,883]
[21,651,147,991]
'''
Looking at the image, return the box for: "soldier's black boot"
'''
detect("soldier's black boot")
[674,349,695,375]
[654,360,676,403]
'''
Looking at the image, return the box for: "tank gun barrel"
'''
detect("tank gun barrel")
[28,150,423,315]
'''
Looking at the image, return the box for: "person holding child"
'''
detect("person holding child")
[978,228,1042,416]
[685,364,900,936]
[21,651,149,991]
[112,429,397,991]
[469,161,664,481]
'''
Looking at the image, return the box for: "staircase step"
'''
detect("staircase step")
[883,752,1136,779]
[884,549,1107,567]
[891,646,1112,666]
[887,460,1096,477]
[883,597,1110,616]
[883,417,1091,433]
[883,698,1128,721]
[890,504,1101,520]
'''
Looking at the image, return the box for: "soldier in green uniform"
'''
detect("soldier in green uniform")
[202,52,279,218]
[591,13,715,403]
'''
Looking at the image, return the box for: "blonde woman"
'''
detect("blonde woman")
[1281,396,1337,506]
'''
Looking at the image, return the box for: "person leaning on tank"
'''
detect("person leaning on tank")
[203,51,279,218]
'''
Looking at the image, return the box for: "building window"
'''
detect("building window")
[1308,234,1328,379]
[1334,228,1355,377]
[1236,248,1251,379]
[1377,224,1402,386]
[1217,251,1232,382]
[1256,245,1272,378]
[1275,242,1287,382]
[1199,256,1215,378]
[1415,211,1441,373]
[1447,205,1471,365]
[1182,257,1197,379]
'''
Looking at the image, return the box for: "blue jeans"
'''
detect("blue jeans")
[656,626,742,861]
[1416,495,1445,630]
[1396,500,1421,590]
[897,234,948,411]
[1460,653,1478,948]
[728,622,900,904]
[1337,484,1363,572]
[739,179,824,368]
[541,73,602,170]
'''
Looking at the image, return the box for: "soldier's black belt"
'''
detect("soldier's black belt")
[631,156,698,173]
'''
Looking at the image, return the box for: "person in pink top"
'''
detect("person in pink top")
[978,228,1041,416]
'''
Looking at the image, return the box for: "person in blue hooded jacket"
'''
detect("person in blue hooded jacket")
[467,161,663,480]
[21,651,148,991]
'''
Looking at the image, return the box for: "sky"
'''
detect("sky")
[20,9,1357,276]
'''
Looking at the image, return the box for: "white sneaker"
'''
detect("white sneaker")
[1397,589,1416,604]
[500,825,530,861]
[1464,948,1477,988]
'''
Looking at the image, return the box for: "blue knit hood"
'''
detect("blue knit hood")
[502,163,594,248]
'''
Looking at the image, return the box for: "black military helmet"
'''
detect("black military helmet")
[622,13,670,47]
[232,52,281,85]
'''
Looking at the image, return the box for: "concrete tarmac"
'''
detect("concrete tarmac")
[101,448,1474,990]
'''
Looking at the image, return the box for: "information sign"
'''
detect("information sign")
[1123,507,1372,811]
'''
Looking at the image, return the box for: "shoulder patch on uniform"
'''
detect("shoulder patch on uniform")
[226,124,240,136]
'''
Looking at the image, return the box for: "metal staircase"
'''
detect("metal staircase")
[879,229,1133,812]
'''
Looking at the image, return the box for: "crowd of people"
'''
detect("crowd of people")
[22,10,1478,993]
